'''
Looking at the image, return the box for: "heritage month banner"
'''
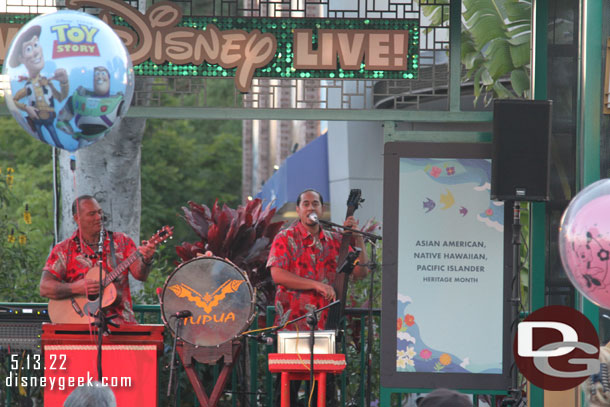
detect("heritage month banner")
[381,142,511,390]
[396,157,503,373]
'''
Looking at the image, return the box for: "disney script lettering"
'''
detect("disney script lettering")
[66,0,277,92]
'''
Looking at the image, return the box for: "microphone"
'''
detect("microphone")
[305,304,319,328]
[97,222,105,255]
[170,310,192,319]
[246,333,274,345]
[308,212,332,227]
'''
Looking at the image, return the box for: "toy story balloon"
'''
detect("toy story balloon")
[559,179,610,309]
[2,10,134,151]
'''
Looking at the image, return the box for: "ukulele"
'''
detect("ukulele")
[48,226,173,323]
[325,189,363,330]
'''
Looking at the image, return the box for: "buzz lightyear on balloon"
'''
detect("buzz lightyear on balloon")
[3,10,134,152]
[56,65,125,145]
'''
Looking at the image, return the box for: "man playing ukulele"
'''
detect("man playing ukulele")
[40,195,156,324]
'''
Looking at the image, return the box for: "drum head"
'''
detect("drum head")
[161,256,254,347]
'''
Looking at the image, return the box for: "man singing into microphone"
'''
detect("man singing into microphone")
[268,189,368,330]
[268,189,369,405]
[39,195,156,324]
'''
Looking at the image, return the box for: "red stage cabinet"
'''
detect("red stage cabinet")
[41,323,164,407]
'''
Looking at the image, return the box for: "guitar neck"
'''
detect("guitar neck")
[99,226,172,288]
[102,251,139,287]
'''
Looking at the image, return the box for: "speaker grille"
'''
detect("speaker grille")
[491,99,552,201]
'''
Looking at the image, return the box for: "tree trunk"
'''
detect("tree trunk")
[58,117,147,290]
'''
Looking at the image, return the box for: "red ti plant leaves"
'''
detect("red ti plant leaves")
[263,221,284,240]
[180,202,210,240]
[176,198,284,307]
[211,199,221,224]
[206,223,222,256]
[229,227,256,262]
[175,241,204,263]
[189,200,211,218]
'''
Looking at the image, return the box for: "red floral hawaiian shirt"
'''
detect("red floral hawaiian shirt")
[43,230,138,324]
[266,221,343,330]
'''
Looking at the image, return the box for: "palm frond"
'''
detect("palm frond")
[462,0,531,103]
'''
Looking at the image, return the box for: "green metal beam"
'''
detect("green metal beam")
[0,103,492,122]
[531,1,548,99]
[578,0,603,334]
[579,0,602,188]
[449,0,462,112]
[530,0,549,405]
[126,107,492,122]
[384,131,492,143]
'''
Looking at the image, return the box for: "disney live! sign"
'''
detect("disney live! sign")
[0,0,419,92]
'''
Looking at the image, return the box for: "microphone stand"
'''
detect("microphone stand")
[248,301,342,342]
[501,201,524,407]
[168,311,192,405]
[306,309,318,401]
[243,302,342,347]
[281,301,340,333]
[248,302,338,406]
[316,218,381,242]
[317,219,382,407]
[365,237,381,407]
[96,226,105,381]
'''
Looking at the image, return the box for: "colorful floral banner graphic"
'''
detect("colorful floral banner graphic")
[396,158,504,374]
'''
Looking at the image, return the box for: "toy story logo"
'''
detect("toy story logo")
[50,23,100,58]
[2,9,133,151]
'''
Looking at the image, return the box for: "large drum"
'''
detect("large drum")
[161,257,255,347]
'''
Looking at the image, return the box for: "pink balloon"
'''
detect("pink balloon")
[560,180,610,308]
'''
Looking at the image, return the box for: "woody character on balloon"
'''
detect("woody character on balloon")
[3,9,135,152]
[9,25,69,149]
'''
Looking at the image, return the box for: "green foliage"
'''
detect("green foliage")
[420,0,531,104]
[0,116,54,302]
[461,0,532,104]
[421,1,450,33]
[343,242,383,405]
[136,79,243,304]
[140,118,241,233]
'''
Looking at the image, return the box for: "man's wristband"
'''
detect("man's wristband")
[136,251,153,266]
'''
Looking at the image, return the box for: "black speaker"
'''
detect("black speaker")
[491,99,552,201]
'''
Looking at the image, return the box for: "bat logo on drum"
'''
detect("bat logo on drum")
[167,280,245,314]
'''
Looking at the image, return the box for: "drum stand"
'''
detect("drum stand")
[160,256,256,406]
[176,339,242,407]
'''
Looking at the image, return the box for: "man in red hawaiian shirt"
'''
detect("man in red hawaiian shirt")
[268,189,368,406]
[40,195,156,324]
[267,189,368,330]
